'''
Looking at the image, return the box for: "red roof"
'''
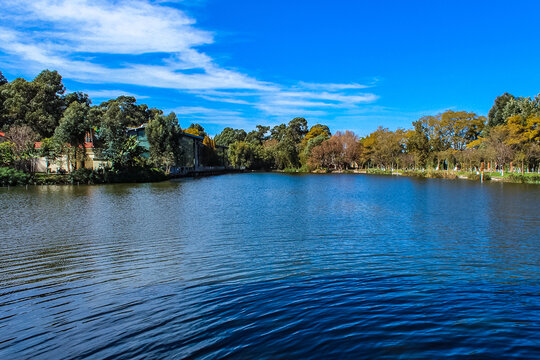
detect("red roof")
[0,132,5,137]
[34,140,94,149]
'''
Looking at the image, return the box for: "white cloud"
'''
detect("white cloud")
[0,0,380,124]
[81,89,148,100]
[170,106,242,117]
[15,0,213,54]
[0,0,272,91]
[298,81,371,90]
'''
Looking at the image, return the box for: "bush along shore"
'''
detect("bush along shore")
[279,168,540,184]
[1,167,168,187]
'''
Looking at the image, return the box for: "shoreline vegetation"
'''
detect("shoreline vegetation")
[1,69,539,187]
[3,168,539,187]
[279,168,540,184]
[3,166,539,187]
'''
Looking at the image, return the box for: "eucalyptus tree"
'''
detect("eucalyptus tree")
[54,102,90,170]
[146,112,183,172]
[1,70,66,138]
[95,96,147,169]
[215,127,247,147]
[488,93,515,128]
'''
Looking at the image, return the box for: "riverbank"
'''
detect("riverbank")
[0,166,241,187]
[0,167,169,186]
[281,168,540,184]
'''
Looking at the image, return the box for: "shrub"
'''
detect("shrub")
[367,168,392,175]
[0,167,30,186]
[68,168,104,184]
[467,173,491,181]
[108,167,168,183]
[506,173,540,184]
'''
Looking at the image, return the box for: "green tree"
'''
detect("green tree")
[407,120,430,168]
[64,91,91,107]
[39,137,62,173]
[245,125,270,145]
[146,112,183,171]
[228,141,258,168]
[95,96,147,168]
[303,124,330,143]
[1,70,66,138]
[215,127,247,147]
[1,77,34,131]
[270,124,287,141]
[54,102,90,170]
[27,70,66,138]
[0,141,15,167]
[115,135,145,169]
[488,93,514,128]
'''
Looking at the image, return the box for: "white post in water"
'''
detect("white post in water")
[480,162,484,183]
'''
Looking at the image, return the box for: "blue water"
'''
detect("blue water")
[0,173,539,359]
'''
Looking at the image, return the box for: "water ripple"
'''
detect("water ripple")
[0,174,539,359]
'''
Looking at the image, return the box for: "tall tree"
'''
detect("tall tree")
[488,93,514,128]
[64,91,91,107]
[95,96,148,167]
[1,78,34,131]
[407,120,430,168]
[245,125,270,144]
[1,70,66,138]
[27,70,66,138]
[146,112,183,171]
[54,102,90,170]
[215,127,247,147]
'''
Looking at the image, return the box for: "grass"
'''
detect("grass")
[313,168,540,184]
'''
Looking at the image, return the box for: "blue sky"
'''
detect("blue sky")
[1,0,540,136]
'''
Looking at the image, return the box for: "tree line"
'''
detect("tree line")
[216,97,540,174]
[1,69,539,178]
[0,69,218,174]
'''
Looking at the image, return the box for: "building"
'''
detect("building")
[33,130,109,173]
[126,125,150,158]
[127,124,207,170]
[31,125,227,174]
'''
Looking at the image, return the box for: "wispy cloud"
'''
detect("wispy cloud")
[298,81,372,90]
[170,106,242,117]
[0,0,380,126]
[81,89,149,100]
[0,0,272,90]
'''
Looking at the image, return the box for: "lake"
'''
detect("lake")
[1,173,539,359]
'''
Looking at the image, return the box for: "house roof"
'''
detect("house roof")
[34,137,94,149]
[0,132,5,137]
[181,132,204,140]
